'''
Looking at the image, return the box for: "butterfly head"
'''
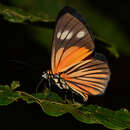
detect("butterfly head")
[42,70,54,80]
[42,71,49,79]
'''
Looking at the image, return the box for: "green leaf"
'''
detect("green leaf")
[0,3,55,23]
[9,0,66,21]
[0,0,66,23]
[10,81,20,90]
[40,100,68,117]
[18,91,130,129]
[0,82,20,105]
[0,82,130,129]
[74,105,130,130]
[19,88,63,104]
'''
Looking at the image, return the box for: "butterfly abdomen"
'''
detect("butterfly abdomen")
[50,73,69,90]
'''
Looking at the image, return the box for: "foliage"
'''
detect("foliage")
[0,82,130,130]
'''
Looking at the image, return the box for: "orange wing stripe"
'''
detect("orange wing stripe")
[66,82,89,101]
[66,82,88,95]
[68,78,103,93]
[56,47,92,73]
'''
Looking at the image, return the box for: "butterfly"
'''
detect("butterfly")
[42,6,111,102]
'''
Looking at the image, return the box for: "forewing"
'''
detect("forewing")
[51,7,95,74]
[60,56,110,100]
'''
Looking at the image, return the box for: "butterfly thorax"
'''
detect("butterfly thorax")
[42,70,69,90]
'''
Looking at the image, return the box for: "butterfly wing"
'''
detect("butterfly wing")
[51,6,95,74]
[51,6,110,101]
[60,55,111,101]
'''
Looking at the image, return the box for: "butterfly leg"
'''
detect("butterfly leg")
[64,90,68,103]
[48,78,51,89]
[36,78,45,93]
[63,87,76,104]
[45,79,52,99]
[69,88,76,104]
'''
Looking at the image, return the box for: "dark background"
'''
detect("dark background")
[0,0,130,130]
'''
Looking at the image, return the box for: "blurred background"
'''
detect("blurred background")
[0,0,130,130]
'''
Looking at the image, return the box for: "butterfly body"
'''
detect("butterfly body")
[42,70,89,101]
[42,6,110,102]
[42,71,69,90]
